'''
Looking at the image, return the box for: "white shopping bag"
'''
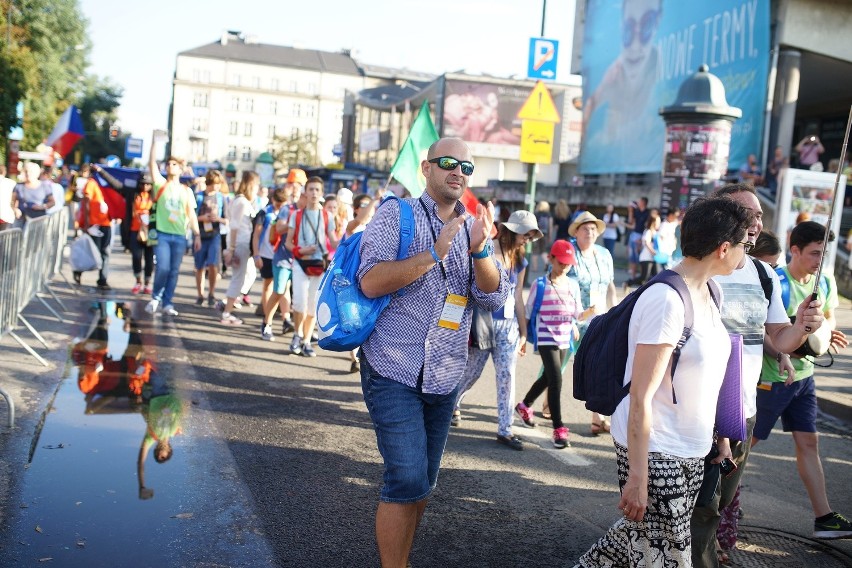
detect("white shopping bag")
[69,234,103,272]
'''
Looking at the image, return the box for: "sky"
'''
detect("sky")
[79,0,578,155]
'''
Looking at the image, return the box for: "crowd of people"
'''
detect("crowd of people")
[2,134,851,567]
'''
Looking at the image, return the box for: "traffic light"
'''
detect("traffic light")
[108,124,120,141]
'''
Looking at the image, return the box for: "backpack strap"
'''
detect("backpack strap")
[751,257,773,303]
[527,276,547,350]
[293,209,303,249]
[775,266,790,309]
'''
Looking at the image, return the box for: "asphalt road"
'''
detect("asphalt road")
[2,251,852,567]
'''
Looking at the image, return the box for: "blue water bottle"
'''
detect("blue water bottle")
[331,269,362,333]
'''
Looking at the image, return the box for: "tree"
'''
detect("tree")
[0,46,27,160]
[75,76,125,163]
[1,0,90,151]
[271,132,318,171]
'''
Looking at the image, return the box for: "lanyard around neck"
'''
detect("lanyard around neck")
[418,198,473,293]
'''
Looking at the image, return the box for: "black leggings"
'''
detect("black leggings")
[523,345,568,429]
[627,260,658,287]
[129,231,154,281]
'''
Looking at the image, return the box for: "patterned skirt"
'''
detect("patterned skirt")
[577,442,704,567]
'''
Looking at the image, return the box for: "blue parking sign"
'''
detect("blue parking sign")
[527,38,559,81]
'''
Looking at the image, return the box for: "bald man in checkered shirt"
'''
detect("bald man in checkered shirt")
[357,138,509,567]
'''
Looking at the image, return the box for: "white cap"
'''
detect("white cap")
[337,187,353,205]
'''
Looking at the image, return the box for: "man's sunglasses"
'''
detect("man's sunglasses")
[428,156,474,176]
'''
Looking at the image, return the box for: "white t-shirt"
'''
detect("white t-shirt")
[228,195,255,246]
[658,220,678,255]
[611,283,731,459]
[639,229,655,262]
[713,259,789,418]
[602,212,620,240]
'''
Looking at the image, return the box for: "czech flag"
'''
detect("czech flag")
[46,105,85,157]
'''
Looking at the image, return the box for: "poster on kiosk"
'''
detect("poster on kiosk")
[775,168,847,272]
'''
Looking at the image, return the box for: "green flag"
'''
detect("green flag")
[390,101,439,197]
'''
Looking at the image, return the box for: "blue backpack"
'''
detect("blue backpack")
[572,269,720,415]
[316,195,415,351]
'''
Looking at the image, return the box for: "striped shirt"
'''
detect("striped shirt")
[526,277,582,349]
[357,192,510,395]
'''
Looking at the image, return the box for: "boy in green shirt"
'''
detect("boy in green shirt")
[755,221,850,539]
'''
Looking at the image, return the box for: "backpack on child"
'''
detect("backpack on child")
[573,269,720,415]
[316,195,415,351]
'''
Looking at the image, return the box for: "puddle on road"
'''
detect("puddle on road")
[3,301,193,566]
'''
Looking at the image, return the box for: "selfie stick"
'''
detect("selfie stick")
[805,103,852,332]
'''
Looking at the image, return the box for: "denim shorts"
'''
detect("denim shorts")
[753,376,817,440]
[360,356,458,503]
[628,232,642,264]
[193,237,220,269]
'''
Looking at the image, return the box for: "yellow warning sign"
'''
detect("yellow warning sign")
[520,120,555,164]
[517,81,561,123]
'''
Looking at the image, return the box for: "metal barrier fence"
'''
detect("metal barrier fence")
[0,207,71,427]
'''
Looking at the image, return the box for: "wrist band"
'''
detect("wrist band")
[429,246,441,264]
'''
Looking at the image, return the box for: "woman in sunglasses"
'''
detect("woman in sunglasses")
[452,210,543,450]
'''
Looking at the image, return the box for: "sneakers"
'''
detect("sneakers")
[143,285,152,295]
[814,512,852,539]
[282,319,295,335]
[131,283,143,295]
[515,402,536,428]
[241,294,253,307]
[553,427,570,449]
[207,296,217,308]
[301,342,316,357]
[145,299,159,314]
[220,313,243,326]
[290,334,303,355]
[214,300,226,313]
[162,305,179,316]
[451,410,461,427]
[261,324,275,341]
[350,360,360,374]
[96,283,112,292]
[195,296,204,306]
[497,434,524,451]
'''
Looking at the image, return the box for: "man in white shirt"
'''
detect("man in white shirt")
[0,165,16,230]
[690,183,826,567]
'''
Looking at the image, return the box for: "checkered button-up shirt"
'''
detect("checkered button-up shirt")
[357,193,509,395]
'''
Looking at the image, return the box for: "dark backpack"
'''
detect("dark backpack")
[573,269,720,415]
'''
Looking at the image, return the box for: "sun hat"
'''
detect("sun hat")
[568,211,606,237]
[550,239,577,265]
[501,210,543,241]
[337,187,353,206]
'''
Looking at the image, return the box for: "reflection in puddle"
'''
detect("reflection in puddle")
[3,301,192,566]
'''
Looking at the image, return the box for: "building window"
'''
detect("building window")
[193,92,208,108]
[269,100,277,115]
[241,146,252,161]
[191,140,207,159]
[268,124,277,138]
[305,104,315,118]
[230,74,241,86]
[227,146,237,160]
[305,128,314,139]
[252,76,261,89]
[192,69,200,82]
[244,98,254,113]
[229,121,238,136]
[289,80,298,92]
[291,127,300,138]
[271,78,279,91]
[191,117,208,132]
[202,70,211,83]
[244,122,253,137]
[292,103,301,117]
[306,82,317,95]
[231,97,240,111]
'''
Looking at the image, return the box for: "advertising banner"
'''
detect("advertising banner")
[660,122,732,212]
[442,80,529,160]
[580,0,769,175]
[775,168,846,271]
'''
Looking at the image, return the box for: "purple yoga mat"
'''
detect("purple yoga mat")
[716,333,746,441]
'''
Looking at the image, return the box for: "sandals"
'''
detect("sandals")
[591,419,611,436]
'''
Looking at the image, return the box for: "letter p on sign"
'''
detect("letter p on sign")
[527,38,559,81]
